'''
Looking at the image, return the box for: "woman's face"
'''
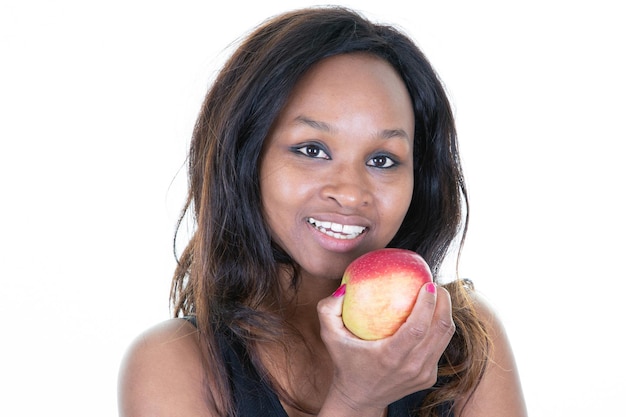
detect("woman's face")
[259,53,415,280]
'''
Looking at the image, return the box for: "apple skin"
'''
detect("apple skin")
[341,248,433,340]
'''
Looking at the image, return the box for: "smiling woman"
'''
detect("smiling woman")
[259,53,414,276]
[118,6,526,417]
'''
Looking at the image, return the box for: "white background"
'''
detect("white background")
[1,1,624,416]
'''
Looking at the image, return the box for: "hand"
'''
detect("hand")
[317,282,455,412]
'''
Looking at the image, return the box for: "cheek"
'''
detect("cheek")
[380,176,413,231]
[259,165,309,230]
[262,168,298,209]
[260,180,287,248]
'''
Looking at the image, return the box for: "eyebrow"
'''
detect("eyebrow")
[294,115,410,140]
[295,116,333,133]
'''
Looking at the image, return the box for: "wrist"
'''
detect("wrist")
[317,383,386,417]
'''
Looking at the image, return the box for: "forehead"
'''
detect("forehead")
[289,53,407,102]
[275,53,414,133]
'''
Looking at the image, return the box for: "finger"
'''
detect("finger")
[317,284,349,338]
[393,282,437,344]
[431,286,456,343]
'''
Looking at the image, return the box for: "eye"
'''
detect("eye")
[367,155,397,169]
[294,143,330,160]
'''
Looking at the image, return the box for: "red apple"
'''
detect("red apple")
[341,248,433,340]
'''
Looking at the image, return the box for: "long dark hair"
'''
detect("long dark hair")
[171,6,490,416]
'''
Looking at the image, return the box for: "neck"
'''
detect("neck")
[278,268,342,341]
[255,268,340,414]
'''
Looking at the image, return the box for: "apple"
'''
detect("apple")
[341,248,433,340]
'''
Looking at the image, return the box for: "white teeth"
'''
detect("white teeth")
[342,224,364,235]
[307,218,366,239]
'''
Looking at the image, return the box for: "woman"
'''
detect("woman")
[118,6,526,417]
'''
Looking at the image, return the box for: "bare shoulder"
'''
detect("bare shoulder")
[456,292,528,417]
[118,318,214,417]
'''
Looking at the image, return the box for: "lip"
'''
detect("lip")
[307,217,366,238]
[305,215,370,253]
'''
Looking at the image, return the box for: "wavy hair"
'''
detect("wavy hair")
[171,6,490,416]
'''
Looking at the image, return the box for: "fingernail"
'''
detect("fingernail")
[332,284,347,297]
[426,282,436,294]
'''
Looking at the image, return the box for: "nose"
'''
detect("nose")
[320,167,373,209]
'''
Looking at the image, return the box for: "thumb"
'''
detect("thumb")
[391,282,437,345]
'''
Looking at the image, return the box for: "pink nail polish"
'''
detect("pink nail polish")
[333,284,347,297]
[426,282,436,294]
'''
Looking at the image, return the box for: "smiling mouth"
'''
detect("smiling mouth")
[307,217,367,240]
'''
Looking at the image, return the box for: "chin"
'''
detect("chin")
[300,254,361,282]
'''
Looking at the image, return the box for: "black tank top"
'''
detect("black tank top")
[186,317,453,416]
